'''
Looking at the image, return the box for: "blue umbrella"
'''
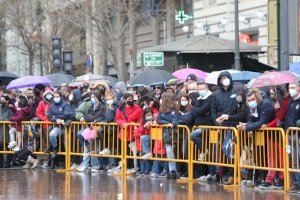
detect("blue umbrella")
[230,71,261,82]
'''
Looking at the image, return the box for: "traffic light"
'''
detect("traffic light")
[63,51,72,73]
[52,37,62,69]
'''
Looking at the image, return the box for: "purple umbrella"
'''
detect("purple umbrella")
[172,68,208,80]
[6,76,52,90]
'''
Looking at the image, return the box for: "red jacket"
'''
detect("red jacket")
[133,119,151,152]
[115,104,143,141]
[36,100,49,121]
[153,140,166,155]
[10,106,32,131]
[267,97,290,127]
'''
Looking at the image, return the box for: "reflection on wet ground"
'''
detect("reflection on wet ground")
[0,169,299,200]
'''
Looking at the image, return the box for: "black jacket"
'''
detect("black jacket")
[284,97,300,130]
[211,71,238,126]
[192,91,213,126]
[246,98,275,131]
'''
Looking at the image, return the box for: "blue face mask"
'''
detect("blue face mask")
[248,100,257,108]
[54,97,61,104]
[91,97,96,104]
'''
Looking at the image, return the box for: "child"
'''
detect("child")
[135,107,154,176]
[8,95,32,151]
[157,92,182,179]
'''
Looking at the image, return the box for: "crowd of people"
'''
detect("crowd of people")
[0,71,299,192]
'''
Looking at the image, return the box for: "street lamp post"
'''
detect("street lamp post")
[36,1,43,76]
[234,0,241,70]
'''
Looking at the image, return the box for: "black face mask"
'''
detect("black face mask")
[126,100,134,106]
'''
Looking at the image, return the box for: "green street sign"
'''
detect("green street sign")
[136,53,141,67]
[143,52,164,67]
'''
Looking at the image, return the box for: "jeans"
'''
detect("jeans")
[140,153,150,173]
[165,144,176,172]
[9,127,21,147]
[152,160,168,174]
[49,127,64,148]
[141,135,150,154]
[190,128,216,175]
[292,134,300,186]
[77,130,90,147]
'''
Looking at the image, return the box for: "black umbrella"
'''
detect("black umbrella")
[0,71,18,85]
[45,73,74,87]
[130,69,175,86]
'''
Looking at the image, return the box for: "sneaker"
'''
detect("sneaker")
[42,161,50,169]
[224,177,234,185]
[150,173,158,178]
[167,170,179,179]
[203,174,217,182]
[44,146,53,153]
[70,163,79,171]
[158,171,168,178]
[107,161,122,173]
[77,165,88,172]
[31,159,39,169]
[259,182,273,189]
[127,168,136,174]
[273,178,284,189]
[22,162,31,169]
[198,149,209,161]
[99,148,110,155]
[289,185,300,193]
[91,166,102,173]
[141,153,152,160]
[142,172,150,177]
[197,175,208,182]
[12,146,21,152]
[8,141,17,149]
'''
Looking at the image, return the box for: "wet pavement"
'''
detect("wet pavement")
[0,169,299,200]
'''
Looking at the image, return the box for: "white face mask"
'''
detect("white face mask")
[133,95,139,101]
[106,99,114,105]
[188,90,197,94]
[68,94,74,101]
[145,116,153,121]
[222,78,230,87]
[180,101,188,107]
[199,90,207,97]
[289,89,298,98]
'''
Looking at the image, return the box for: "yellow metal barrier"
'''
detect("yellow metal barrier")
[68,122,124,173]
[190,126,239,186]
[0,121,14,154]
[124,123,192,179]
[286,127,300,191]
[21,121,69,169]
[238,128,286,189]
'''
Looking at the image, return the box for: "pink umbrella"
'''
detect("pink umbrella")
[247,71,298,88]
[172,68,208,80]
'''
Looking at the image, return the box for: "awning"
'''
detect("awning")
[142,35,263,53]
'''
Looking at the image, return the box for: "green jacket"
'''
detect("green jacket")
[75,100,92,121]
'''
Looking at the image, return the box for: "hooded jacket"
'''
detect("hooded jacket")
[211,71,238,126]
[191,90,213,126]
[10,106,32,131]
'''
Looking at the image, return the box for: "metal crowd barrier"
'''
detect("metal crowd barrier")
[190,126,239,186]
[286,127,300,191]
[124,123,192,179]
[238,128,286,189]
[21,121,69,169]
[68,122,123,173]
[0,121,14,154]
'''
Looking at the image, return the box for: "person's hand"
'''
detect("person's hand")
[80,117,85,123]
[220,114,229,121]
[122,123,127,128]
[237,122,247,131]
[149,101,154,108]
[261,124,267,129]
[274,101,281,110]
[216,117,224,124]
[8,104,14,108]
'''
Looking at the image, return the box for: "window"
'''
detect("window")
[175,0,193,14]
[204,0,217,7]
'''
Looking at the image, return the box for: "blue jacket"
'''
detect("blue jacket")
[246,98,275,131]
[180,109,194,127]
[101,102,118,123]
[47,100,74,122]
[284,97,300,130]
[192,91,214,126]
[157,109,182,127]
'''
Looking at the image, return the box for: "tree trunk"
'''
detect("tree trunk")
[28,51,34,75]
